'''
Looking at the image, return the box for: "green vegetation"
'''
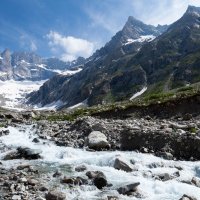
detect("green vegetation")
[177,86,194,92]
[143,92,174,101]
[190,127,197,134]
[34,82,200,122]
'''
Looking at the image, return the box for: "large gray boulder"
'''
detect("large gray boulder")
[117,182,140,195]
[114,157,133,172]
[87,131,110,150]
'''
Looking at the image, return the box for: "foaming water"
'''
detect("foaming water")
[0,125,200,200]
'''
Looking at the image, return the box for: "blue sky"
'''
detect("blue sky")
[0,0,200,61]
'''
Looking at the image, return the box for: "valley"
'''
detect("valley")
[0,3,200,200]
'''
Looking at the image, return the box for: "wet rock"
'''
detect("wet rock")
[17,164,31,170]
[87,131,110,150]
[93,172,107,189]
[32,138,40,143]
[39,186,48,191]
[45,190,66,200]
[53,170,62,177]
[3,150,21,160]
[107,196,119,200]
[179,194,197,200]
[117,183,140,195]
[86,171,102,179]
[155,173,173,181]
[114,157,133,172]
[17,147,42,159]
[61,176,87,185]
[75,165,87,172]
[157,152,174,160]
[191,177,200,187]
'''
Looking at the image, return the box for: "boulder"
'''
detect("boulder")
[17,147,42,159]
[107,196,119,200]
[86,171,102,179]
[3,150,21,160]
[75,165,87,172]
[86,171,107,189]
[155,173,173,181]
[117,183,140,195]
[45,190,66,200]
[32,138,40,143]
[28,179,39,186]
[114,157,133,172]
[87,131,110,150]
[93,172,107,189]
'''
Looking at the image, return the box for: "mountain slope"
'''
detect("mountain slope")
[130,5,200,91]
[27,16,168,108]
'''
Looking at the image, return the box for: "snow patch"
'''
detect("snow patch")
[36,64,82,75]
[34,100,65,111]
[68,99,88,110]
[124,35,155,46]
[19,60,31,65]
[130,87,147,100]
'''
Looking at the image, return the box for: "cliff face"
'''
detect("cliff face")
[28,6,200,109]
[28,16,167,107]
[0,50,86,81]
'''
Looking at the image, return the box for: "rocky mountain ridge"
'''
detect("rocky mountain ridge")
[27,14,169,108]
[0,49,86,81]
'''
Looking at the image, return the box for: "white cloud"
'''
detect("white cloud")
[47,31,94,61]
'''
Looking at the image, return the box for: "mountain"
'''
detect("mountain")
[0,50,85,81]
[27,16,168,108]
[130,5,200,90]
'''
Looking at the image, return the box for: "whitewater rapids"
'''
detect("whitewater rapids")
[0,125,200,200]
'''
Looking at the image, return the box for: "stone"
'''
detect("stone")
[86,171,101,179]
[87,131,110,150]
[191,177,200,187]
[75,165,87,172]
[32,138,40,143]
[28,179,39,186]
[39,186,48,192]
[114,157,133,172]
[45,190,66,200]
[107,196,119,200]
[17,164,30,170]
[117,183,140,195]
[156,173,172,181]
[53,170,62,177]
[19,177,27,183]
[93,172,107,189]
[17,147,42,159]
[61,176,87,185]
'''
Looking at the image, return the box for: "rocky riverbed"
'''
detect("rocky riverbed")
[0,112,200,199]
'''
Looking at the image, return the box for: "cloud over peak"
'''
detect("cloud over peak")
[47,31,94,61]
